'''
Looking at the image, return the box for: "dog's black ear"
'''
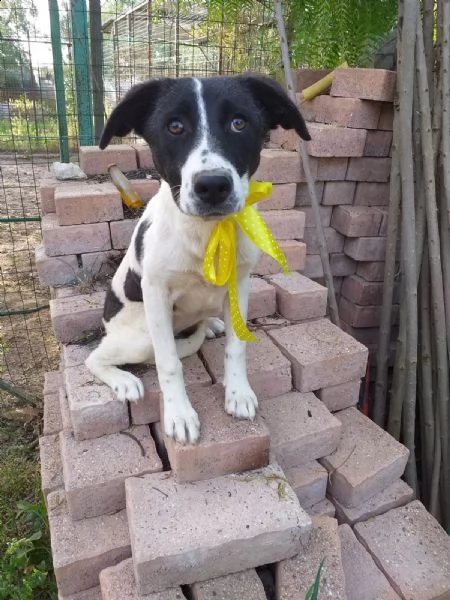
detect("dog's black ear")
[239,74,311,141]
[99,78,173,149]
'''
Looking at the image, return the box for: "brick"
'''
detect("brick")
[44,391,63,435]
[268,318,368,391]
[354,181,390,206]
[301,206,332,227]
[312,276,343,294]
[302,226,345,254]
[40,433,64,499]
[364,130,393,157]
[378,208,389,235]
[301,95,381,129]
[130,178,160,201]
[248,277,276,319]
[260,182,296,210]
[36,246,79,286]
[342,274,384,305]
[316,157,348,181]
[330,253,357,277]
[200,330,292,399]
[254,149,317,183]
[294,69,332,92]
[339,524,400,600]
[267,272,327,320]
[306,122,367,157]
[40,177,57,214]
[130,355,211,425]
[260,209,305,240]
[59,588,102,600]
[253,316,291,328]
[357,261,386,281]
[44,370,63,395]
[253,240,306,275]
[61,426,162,520]
[331,68,396,102]
[345,236,386,261]
[302,254,323,279]
[81,250,122,277]
[333,479,414,526]
[322,181,355,205]
[50,291,105,343]
[192,570,267,600]
[126,464,311,594]
[346,157,391,182]
[259,392,341,469]
[59,386,71,432]
[355,501,450,600]
[132,143,154,168]
[64,363,129,441]
[42,214,111,256]
[321,408,409,507]
[276,517,347,600]
[163,384,269,482]
[100,559,183,600]
[318,379,361,412]
[295,181,324,206]
[55,182,123,226]
[339,297,399,328]
[48,491,130,596]
[110,218,138,249]
[283,461,328,508]
[332,205,383,237]
[340,321,385,345]
[378,103,394,130]
[61,342,94,369]
[307,498,335,518]
[269,127,299,152]
[53,281,107,299]
[79,144,137,176]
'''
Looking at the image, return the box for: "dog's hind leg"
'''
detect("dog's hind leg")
[205,316,225,339]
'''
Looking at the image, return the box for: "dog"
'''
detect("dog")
[85,74,310,444]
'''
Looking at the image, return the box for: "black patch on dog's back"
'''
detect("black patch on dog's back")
[124,268,143,302]
[134,220,151,264]
[104,286,124,322]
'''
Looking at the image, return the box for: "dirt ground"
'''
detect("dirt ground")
[0,154,60,409]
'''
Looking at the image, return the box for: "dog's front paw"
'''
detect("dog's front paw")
[111,371,144,402]
[164,402,200,445]
[205,317,225,339]
[225,383,258,420]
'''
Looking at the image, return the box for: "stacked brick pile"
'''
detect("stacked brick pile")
[265,68,397,367]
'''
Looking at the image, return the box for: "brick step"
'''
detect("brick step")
[60,426,162,520]
[260,182,296,210]
[254,240,306,275]
[58,587,102,600]
[332,478,414,527]
[161,384,269,483]
[354,501,450,600]
[47,490,131,597]
[339,524,400,600]
[307,498,336,518]
[276,516,347,599]
[299,95,381,129]
[100,559,183,599]
[259,391,341,470]
[40,433,64,501]
[79,144,137,175]
[191,570,267,600]
[317,379,361,413]
[332,205,387,237]
[330,68,396,102]
[265,272,327,321]
[55,181,123,226]
[320,408,409,508]
[125,464,311,594]
[283,460,328,508]
[259,209,305,240]
[268,318,368,392]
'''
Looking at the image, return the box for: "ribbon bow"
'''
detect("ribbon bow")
[203,181,289,342]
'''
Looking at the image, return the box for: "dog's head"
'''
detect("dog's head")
[100,75,310,218]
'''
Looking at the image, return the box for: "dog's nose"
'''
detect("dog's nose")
[193,171,232,205]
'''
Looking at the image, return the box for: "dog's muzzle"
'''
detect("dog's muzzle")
[192,169,234,214]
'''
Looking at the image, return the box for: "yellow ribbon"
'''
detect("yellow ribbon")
[203,181,289,342]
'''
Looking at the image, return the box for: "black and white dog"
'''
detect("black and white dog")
[86,75,310,444]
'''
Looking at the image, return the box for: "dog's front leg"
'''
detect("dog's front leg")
[223,271,258,419]
[141,275,200,444]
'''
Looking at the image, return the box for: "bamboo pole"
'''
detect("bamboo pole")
[441,0,450,225]
[272,0,339,326]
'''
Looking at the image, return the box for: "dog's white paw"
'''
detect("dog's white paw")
[164,403,200,444]
[205,317,225,339]
[111,371,144,403]
[225,383,258,420]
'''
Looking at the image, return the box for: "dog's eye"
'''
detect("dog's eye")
[167,119,184,135]
[230,116,246,132]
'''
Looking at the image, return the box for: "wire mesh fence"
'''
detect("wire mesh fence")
[0,0,279,404]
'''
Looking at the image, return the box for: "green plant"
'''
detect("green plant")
[305,559,325,600]
[0,499,57,600]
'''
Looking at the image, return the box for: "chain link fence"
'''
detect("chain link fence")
[0,0,279,405]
